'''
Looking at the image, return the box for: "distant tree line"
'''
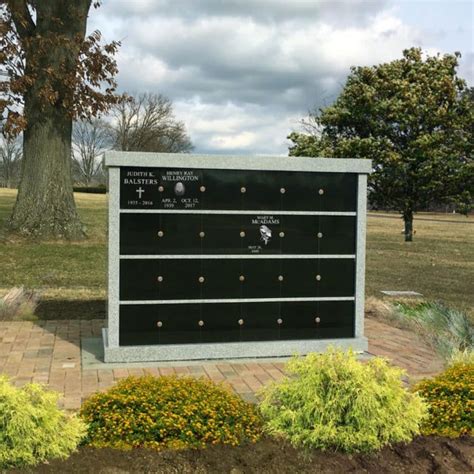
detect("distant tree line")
[0,136,21,188]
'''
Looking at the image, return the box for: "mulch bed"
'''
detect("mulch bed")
[14,435,474,473]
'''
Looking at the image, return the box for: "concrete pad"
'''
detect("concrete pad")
[381,291,423,297]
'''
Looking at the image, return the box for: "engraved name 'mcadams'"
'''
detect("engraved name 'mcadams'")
[103,152,372,362]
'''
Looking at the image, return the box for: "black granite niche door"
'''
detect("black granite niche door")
[240,215,281,255]
[242,259,282,299]
[312,301,355,338]
[120,259,160,301]
[202,214,244,254]
[120,167,161,209]
[314,173,358,212]
[241,170,285,211]
[279,259,319,298]
[237,302,281,341]
[120,258,204,301]
[197,303,242,342]
[241,258,320,298]
[278,171,319,212]
[200,259,242,299]
[158,168,203,210]
[315,259,356,297]
[277,301,354,340]
[199,169,246,210]
[317,216,357,255]
[279,215,318,254]
[275,301,320,340]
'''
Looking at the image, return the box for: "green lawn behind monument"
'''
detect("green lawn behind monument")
[0,188,472,315]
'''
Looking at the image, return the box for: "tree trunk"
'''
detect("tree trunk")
[9,106,85,240]
[403,211,414,242]
[7,0,92,240]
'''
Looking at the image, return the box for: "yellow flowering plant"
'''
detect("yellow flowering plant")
[80,375,262,450]
[415,363,473,437]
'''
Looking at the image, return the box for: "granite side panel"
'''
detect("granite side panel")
[107,167,120,347]
[355,174,367,339]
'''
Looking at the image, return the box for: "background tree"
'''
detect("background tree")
[289,48,473,241]
[0,135,22,188]
[72,119,111,186]
[110,93,193,153]
[0,1,120,239]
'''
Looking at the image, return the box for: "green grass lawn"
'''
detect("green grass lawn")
[0,188,473,316]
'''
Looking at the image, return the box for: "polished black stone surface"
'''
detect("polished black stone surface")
[119,301,354,345]
[120,214,356,255]
[119,258,355,301]
[120,167,357,211]
[117,165,359,346]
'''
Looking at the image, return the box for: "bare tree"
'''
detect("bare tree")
[0,136,22,188]
[110,93,193,153]
[72,119,111,185]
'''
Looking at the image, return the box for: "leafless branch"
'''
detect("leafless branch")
[72,118,111,185]
[109,92,193,153]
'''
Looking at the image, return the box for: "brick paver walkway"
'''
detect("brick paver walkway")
[0,318,444,410]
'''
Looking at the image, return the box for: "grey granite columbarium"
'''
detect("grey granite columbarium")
[103,152,372,362]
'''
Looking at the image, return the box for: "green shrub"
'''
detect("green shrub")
[80,375,262,450]
[0,376,87,469]
[259,348,427,453]
[415,363,473,437]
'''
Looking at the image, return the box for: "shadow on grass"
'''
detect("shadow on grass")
[36,299,106,320]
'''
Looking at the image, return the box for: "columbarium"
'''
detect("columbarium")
[103,152,371,362]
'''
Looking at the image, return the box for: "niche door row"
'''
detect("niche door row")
[120,168,357,211]
[120,258,355,301]
[119,300,355,345]
[120,214,356,255]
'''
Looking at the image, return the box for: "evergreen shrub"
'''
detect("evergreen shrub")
[0,376,87,469]
[259,348,427,453]
[80,375,262,450]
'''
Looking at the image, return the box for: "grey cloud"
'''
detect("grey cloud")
[91,0,472,155]
[103,0,390,27]
[116,48,345,114]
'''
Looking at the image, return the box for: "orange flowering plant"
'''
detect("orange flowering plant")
[79,375,262,450]
[415,363,473,437]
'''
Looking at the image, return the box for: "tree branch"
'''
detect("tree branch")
[6,0,35,39]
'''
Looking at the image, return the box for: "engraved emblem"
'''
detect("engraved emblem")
[259,225,272,245]
[174,181,185,196]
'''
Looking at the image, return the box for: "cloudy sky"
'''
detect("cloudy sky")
[89,0,473,155]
